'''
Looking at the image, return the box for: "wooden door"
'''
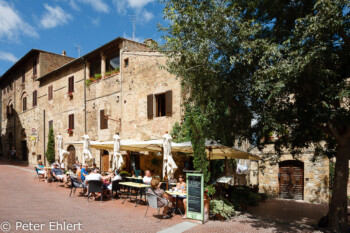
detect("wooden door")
[67,145,75,167]
[279,160,304,200]
[102,151,109,172]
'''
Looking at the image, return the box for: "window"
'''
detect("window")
[124,58,129,68]
[33,90,37,107]
[68,76,74,92]
[106,52,120,72]
[33,59,37,76]
[147,90,172,119]
[48,85,53,100]
[22,69,25,83]
[48,120,53,130]
[68,114,74,129]
[155,94,166,117]
[22,97,27,112]
[100,110,108,129]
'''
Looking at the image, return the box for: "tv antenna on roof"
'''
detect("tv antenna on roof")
[129,15,138,41]
[74,44,82,58]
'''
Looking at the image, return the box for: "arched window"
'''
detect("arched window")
[21,92,27,112]
[23,96,27,111]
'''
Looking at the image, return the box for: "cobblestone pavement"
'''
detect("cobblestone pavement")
[0,161,328,233]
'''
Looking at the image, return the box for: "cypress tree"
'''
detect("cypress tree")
[45,127,55,164]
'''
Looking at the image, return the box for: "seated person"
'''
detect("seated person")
[85,168,108,198]
[80,164,89,182]
[172,175,187,218]
[147,178,171,219]
[35,160,47,179]
[72,160,80,169]
[51,163,65,181]
[101,169,123,194]
[143,170,152,184]
[92,163,99,170]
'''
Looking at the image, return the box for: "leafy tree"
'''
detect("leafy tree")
[159,0,350,231]
[45,127,55,164]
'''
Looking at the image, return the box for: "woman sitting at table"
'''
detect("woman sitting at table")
[35,160,47,179]
[171,175,187,217]
[143,170,152,184]
[147,178,171,219]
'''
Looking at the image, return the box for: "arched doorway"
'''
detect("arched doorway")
[279,160,304,200]
[67,145,76,168]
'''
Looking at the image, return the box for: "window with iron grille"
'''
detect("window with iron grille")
[22,97,27,112]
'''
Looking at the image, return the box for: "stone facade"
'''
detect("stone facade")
[252,145,329,204]
[0,37,188,177]
[0,50,74,163]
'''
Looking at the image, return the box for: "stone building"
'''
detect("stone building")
[1,37,188,176]
[0,49,74,161]
[244,145,329,204]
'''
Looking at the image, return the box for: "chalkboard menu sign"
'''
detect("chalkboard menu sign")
[186,173,204,221]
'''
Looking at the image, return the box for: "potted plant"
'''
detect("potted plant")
[67,91,73,99]
[67,128,73,135]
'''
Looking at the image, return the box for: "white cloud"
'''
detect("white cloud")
[0,0,38,40]
[113,0,155,15]
[89,17,100,26]
[78,0,109,13]
[0,51,18,63]
[40,4,72,29]
[142,10,154,22]
[69,0,80,11]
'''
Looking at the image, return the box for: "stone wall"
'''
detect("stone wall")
[257,145,329,204]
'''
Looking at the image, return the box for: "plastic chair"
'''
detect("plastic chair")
[69,178,83,197]
[145,192,168,218]
[34,168,45,182]
[87,180,104,202]
[111,180,122,200]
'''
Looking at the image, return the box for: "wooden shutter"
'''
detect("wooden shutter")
[100,110,108,129]
[48,86,53,100]
[33,90,37,107]
[68,76,74,92]
[165,90,172,116]
[69,114,74,129]
[147,94,153,119]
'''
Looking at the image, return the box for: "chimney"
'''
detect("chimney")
[61,50,67,56]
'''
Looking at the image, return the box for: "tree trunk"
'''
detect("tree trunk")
[328,143,350,232]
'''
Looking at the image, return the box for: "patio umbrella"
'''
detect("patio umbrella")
[82,134,93,164]
[112,133,124,170]
[162,133,178,179]
[172,140,261,160]
[57,134,69,164]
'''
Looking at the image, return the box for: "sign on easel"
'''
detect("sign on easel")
[186,173,204,222]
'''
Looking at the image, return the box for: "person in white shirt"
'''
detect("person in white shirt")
[143,170,152,184]
[104,169,122,191]
[85,168,107,198]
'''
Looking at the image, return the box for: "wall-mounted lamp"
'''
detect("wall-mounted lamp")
[116,96,120,103]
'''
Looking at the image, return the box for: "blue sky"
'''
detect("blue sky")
[0,0,167,75]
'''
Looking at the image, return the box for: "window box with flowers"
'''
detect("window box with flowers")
[67,91,73,99]
[67,129,73,135]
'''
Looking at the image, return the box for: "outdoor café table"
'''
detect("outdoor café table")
[166,190,186,215]
[119,182,150,207]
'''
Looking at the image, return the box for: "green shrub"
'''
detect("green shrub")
[94,73,102,79]
[248,192,260,206]
[205,184,216,196]
[85,79,92,87]
[210,198,235,220]
[45,127,55,164]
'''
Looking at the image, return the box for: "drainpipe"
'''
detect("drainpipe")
[83,58,87,134]
[119,43,124,134]
[43,110,46,165]
[13,79,16,157]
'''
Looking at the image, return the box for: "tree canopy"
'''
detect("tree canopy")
[159,0,349,231]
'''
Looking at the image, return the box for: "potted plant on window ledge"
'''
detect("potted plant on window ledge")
[67,129,73,136]
[67,91,73,99]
